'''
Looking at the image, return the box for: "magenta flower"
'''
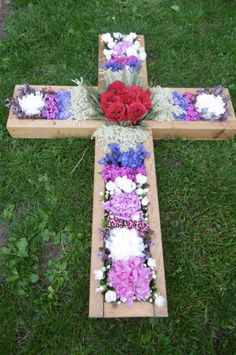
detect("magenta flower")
[108,257,152,305]
[103,192,142,220]
[102,165,146,183]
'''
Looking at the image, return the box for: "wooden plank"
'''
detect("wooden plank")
[145,131,168,317]
[90,132,168,318]
[89,138,104,317]
[6,86,236,140]
[98,34,148,91]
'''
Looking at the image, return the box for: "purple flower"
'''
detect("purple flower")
[56,91,72,120]
[103,192,142,220]
[42,92,58,120]
[108,257,152,305]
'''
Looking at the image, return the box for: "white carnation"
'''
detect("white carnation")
[136,188,145,195]
[106,228,145,261]
[147,258,156,269]
[93,269,104,281]
[18,92,45,116]
[107,40,115,49]
[105,290,116,303]
[126,46,138,57]
[136,173,147,185]
[195,93,225,120]
[113,32,122,39]
[101,33,113,43]
[115,176,136,193]
[141,196,149,206]
[103,49,113,60]
[155,295,166,308]
[139,50,147,61]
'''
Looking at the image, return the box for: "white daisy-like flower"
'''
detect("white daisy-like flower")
[18,92,45,116]
[147,258,156,269]
[115,176,136,193]
[93,269,104,281]
[155,295,166,308]
[136,173,147,185]
[105,290,116,303]
[195,93,225,120]
[106,228,145,261]
[101,32,113,43]
[141,196,149,206]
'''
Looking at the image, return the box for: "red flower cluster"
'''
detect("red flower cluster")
[100,81,152,125]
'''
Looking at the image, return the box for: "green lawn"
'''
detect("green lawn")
[0,0,236,353]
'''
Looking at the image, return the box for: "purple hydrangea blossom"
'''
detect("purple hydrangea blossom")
[56,91,72,120]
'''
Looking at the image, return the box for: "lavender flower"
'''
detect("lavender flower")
[56,91,72,120]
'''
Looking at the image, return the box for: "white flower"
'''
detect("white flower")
[113,32,122,39]
[133,40,141,49]
[126,46,138,57]
[147,258,156,269]
[106,228,145,261]
[18,92,45,116]
[103,49,113,60]
[155,295,166,308]
[139,50,147,61]
[136,188,145,195]
[195,93,225,119]
[107,40,115,49]
[136,173,147,185]
[141,196,149,206]
[93,269,104,281]
[105,290,116,303]
[144,188,149,193]
[106,181,116,191]
[101,32,113,43]
[115,176,136,193]
[125,32,137,42]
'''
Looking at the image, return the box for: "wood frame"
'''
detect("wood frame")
[6,84,236,140]
[89,132,168,318]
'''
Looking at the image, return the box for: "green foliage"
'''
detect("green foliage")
[0,0,236,354]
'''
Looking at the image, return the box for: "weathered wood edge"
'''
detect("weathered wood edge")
[89,138,104,317]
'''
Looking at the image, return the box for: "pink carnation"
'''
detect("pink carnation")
[108,257,152,305]
[103,192,142,220]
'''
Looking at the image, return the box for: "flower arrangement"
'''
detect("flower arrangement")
[94,142,166,307]
[100,81,152,125]
[150,86,229,122]
[11,84,72,120]
[100,32,146,72]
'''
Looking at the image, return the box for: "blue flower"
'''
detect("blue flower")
[56,91,72,120]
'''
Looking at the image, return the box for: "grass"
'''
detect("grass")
[0,0,236,353]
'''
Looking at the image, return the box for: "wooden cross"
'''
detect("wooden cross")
[6,35,236,318]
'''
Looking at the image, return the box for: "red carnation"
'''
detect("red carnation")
[105,102,126,123]
[127,102,146,124]
[100,92,121,113]
[138,92,152,112]
[108,81,127,95]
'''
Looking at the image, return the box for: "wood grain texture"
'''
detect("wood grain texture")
[89,138,104,317]
[7,86,236,140]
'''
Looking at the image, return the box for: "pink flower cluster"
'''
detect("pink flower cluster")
[183,92,200,121]
[108,257,152,305]
[42,92,59,119]
[103,192,142,220]
[102,165,146,182]
[96,143,157,306]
